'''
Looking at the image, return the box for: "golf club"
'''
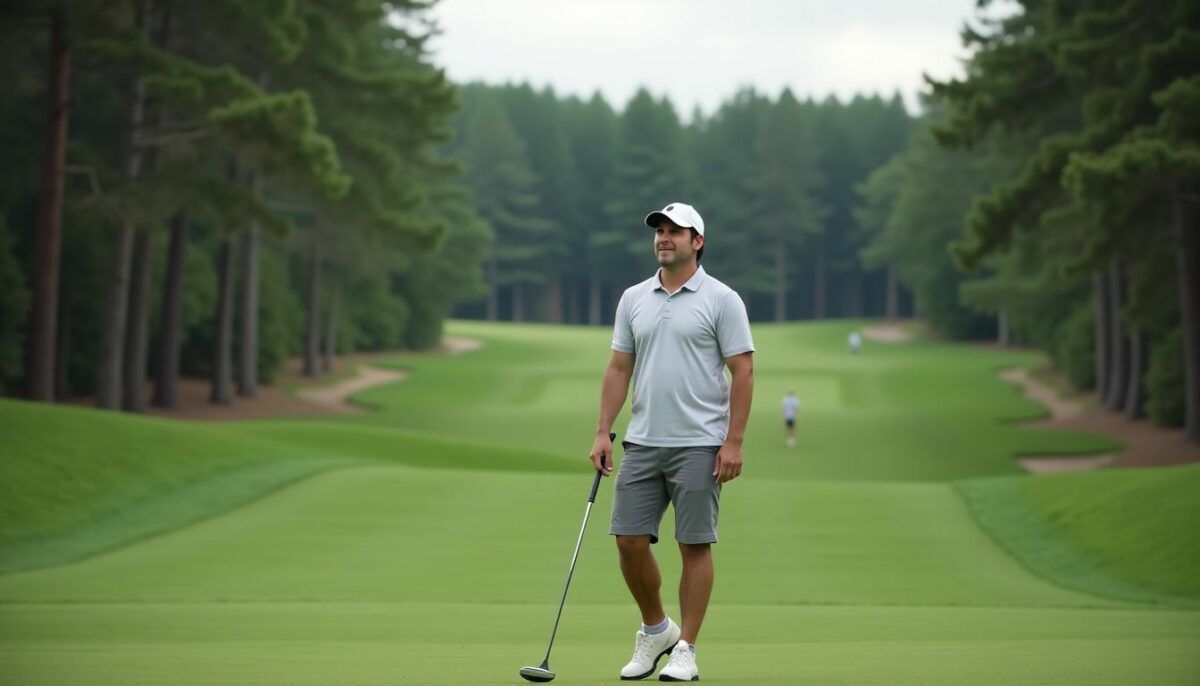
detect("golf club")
[519,432,617,683]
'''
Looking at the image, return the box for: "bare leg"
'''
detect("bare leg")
[616,535,666,625]
[677,542,713,643]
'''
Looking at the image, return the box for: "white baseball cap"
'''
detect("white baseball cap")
[644,202,705,236]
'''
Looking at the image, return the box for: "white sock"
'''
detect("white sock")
[642,617,670,635]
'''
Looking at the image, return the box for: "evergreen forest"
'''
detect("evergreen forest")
[1,0,1197,443]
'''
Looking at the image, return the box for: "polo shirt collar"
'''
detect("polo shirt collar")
[654,265,708,293]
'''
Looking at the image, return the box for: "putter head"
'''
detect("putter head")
[519,664,555,682]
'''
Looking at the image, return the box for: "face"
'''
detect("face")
[653,219,702,268]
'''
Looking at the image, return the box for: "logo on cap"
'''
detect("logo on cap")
[666,205,674,211]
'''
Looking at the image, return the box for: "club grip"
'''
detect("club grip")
[588,433,617,503]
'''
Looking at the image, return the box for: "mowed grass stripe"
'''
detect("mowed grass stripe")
[0,464,1122,608]
[348,320,1119,480]
[2,603,1198,685]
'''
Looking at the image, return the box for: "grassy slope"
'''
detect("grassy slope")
[957,465,1200,607]
[0,399,573,572]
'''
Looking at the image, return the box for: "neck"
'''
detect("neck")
[659,263,698,293]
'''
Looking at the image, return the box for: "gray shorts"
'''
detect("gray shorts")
[609,442,721,545]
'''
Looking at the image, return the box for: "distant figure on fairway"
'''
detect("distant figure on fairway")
[589,201,755,682]
[781,389,800,447]
[848,330,863,355]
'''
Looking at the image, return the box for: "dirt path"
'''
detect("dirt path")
[296,366,408,413]
[1000,366,1199,473]
[135,336,483,421]
[998,368,1085,421]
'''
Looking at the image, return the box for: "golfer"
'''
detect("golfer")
[589,202,755,681]
[782,389,799,447]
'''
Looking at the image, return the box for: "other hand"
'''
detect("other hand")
[713,442,743,483]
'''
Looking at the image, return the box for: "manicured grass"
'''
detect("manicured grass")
[0,464,1115,607]
[3,603,1198,685]
[1,319,1196,684]
[957,465,1200,607]
[348,320,1121,481]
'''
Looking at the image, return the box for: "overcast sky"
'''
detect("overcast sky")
[426,0,1016,117]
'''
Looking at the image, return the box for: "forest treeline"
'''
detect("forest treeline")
[1,0,489,411]
[445,1,1198,442]
[447,84,915,326]
[1,1,1196,442]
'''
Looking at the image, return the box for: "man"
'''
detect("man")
[848,330,863,355]
[589,202,755,682]
[781,389,799,448]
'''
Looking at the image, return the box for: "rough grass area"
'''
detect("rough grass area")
[956,465,1200,607]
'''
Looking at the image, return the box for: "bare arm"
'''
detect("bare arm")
[714,351,754,483]
[590,350,634,475]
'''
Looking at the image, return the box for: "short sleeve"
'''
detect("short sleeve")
[611,291,635,353]
[716,291,755,358]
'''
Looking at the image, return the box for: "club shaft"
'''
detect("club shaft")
[541,500,594,663]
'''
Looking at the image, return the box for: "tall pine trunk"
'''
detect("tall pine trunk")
[1124,329,1147,419]
[120,2,171,413]
[152,211,188,408]
[95,1,150,409]
[566,279,580,324]
[55,278,71,398]
[774,234,786,322]
[28,7,70,402]
[322,278,339,374]
[237,177,260,396]
[209,237,234,404]
[885,263,898,319]
[303,235,321,377]
[512,282,525,322]
[1175,192,1200,442]
[588,275,601,325]
[848,276,864,318]
[1104,262,1130,411]
[813,236,826,320]
[546,274,562,323]
[1093,271,1111,401]
[486,253,498,321]
[121,229,153,411]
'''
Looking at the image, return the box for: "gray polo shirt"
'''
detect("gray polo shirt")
[612,266,755,447]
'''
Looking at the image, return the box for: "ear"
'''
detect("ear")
[694,234,705,249]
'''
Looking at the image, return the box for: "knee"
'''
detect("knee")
[616,535,651,560]
[678,542,711,560]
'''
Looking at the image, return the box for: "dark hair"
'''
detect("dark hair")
[690,228,704,264]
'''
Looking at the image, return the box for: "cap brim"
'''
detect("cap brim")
[644,211,693,229]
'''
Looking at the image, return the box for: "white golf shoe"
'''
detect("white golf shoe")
[619,618,681,680]
[658,639,699,681]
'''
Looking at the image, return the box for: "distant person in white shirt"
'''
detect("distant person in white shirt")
[781,389,800,447]
[848,330,863,355]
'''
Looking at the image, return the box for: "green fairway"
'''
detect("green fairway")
[1,320,1197,684]
[3,603,1197,685]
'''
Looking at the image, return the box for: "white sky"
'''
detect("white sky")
[426,0,1019,117]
